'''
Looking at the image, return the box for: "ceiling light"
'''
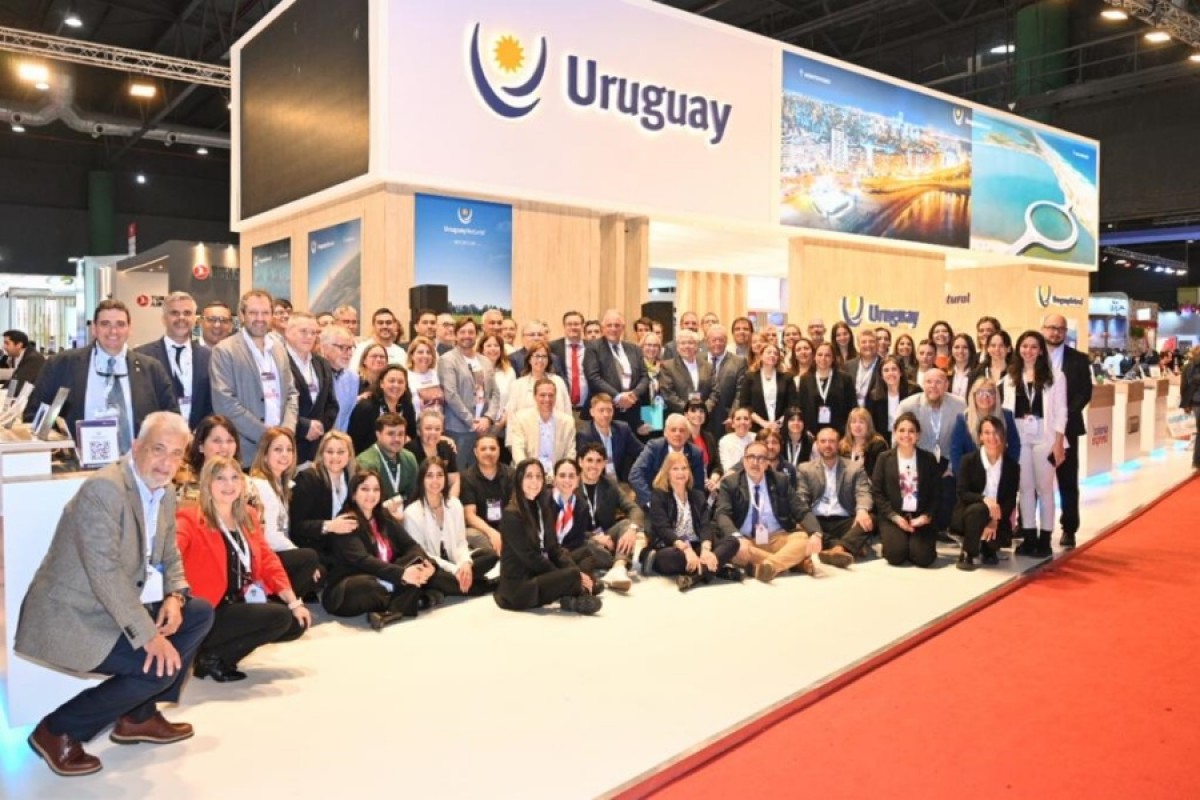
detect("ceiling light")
[11,123,25,133]
[1190,53,1200,63]
[196,147,208,155]
[129,82,157,98]
[64,13,83,28]
[1100,9,1128,21]
[989,43,1015,54]
[136,173,146,184]
[17,63,49,83]
[34,81,49,91]
[1145,30,1171,43]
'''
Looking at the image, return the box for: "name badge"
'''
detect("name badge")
[902,494,918,513]
[1023,416,1040,437]
[140,565,164,605]
[754,522,770,546]
[486,498,503,522]
[377,578,395,593]
[934,445,942,463]
[818,406,831,424]
[244,582,268,604]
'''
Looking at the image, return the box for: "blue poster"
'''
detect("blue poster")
[307,219,362,315]
[969,111,1099,266]
[251,238,291,302]
[780,52,973,248]
[414,193,512,316]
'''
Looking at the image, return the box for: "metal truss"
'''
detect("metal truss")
[0,25,230,88]
[1104,1,1200,48]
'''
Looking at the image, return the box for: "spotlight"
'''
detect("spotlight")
[1145,30,1171,44]
[64,13,83,28]
[1100,9,1128,21]
[18,63,49,84]
[129,82,157,98]
[136,173,146,184]
[11,123,25,133]
[196,147,209,155]
[989,43,1015,55]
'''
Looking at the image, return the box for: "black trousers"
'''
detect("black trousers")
[494,568,583,611]
[322,575,424,617]
[815,516,869,555]
[276,547,323,598]
[651,537,739,575]
[878,516,937,567]
[953,501,1001,559]
[1056,433,1082,535]
[936,460,955,533]
[45,598,213,741]
[200,600,301,666]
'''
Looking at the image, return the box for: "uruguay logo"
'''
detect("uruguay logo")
[1036,285,1053,309]
[841,296,865,328]
[469,23,548,119]
[457,207,474,225]
[953,107,966,126]
[310,240,318,255]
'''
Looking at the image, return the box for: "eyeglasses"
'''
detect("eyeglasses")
[203,316,232,325]
[326,343,354,352]
[974,390,996,398]
[1043,325,1067,332]
[744,454,769,463]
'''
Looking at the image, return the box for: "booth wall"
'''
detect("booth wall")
[675,271,748,331]
[943,266,1090,344]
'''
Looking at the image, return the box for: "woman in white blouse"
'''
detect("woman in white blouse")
[403,457,499,596]
[406,336,445,417]
[504,342,570,444]
[478,333,515,435]
[248,426,322,598]
[718,407,756,473]
[1001,330,1067,559]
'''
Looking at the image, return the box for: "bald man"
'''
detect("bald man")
[584,309,649,431]
[1041,314,1092,549]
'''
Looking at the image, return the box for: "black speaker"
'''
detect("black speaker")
[409,284,449,339]
[642,301,674,344]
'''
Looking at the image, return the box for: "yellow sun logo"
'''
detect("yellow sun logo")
[494,35,524,73]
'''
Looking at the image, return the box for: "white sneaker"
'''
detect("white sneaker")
[604,563,632,592]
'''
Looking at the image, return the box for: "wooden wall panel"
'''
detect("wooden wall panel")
[674,271,747,328]
[943,265,1090,343]
[512,202,602,327]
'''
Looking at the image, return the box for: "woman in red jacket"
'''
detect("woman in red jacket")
[177,455,312,682]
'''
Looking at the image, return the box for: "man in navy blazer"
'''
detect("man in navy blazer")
[584,309,649,431]
[576,393,643,482]
[285,312,339,464]
[510,319,564,377]
[628,414,706,507]
[134,292,212,431]
[29,300,177,455]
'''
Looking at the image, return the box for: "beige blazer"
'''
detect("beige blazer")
[15,458,188,673]
[509,408,577,466]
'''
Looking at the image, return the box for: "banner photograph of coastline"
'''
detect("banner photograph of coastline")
[307,219,362,315]
[780,52,973,248]
[969,111,1099,266]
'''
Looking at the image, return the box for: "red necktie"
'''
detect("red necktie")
[570,342,581,406]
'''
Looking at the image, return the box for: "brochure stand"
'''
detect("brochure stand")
[1145,377,1171,451]
[1113,381,1145,465]
[1082,383,1114,478]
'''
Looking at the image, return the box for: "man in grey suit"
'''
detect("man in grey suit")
[210,290,299,468]
[897,368,966,537]
[15,412,214,777]
[704,325,746,439]
[658,329,714,415]
[436,317,500,469]
[794,427,875,567]
[583,309,649,431]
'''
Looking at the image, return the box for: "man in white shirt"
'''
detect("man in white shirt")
[510,379,576,471]
[349,307,408,372]
[135,291,213,430]
[794,427,874,567]
[210,290,299,467]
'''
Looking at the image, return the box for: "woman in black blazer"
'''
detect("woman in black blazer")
[289,431,357,567]
[871,412,941,568]
[684,400,723,492]
[865,356,919,438]
[347,364,417,455]
[322,470,454,630]
[796,342,856,437]
[952,415,1020,570]
[493,459,601,615]
[840,407,889,480]
[646,451,740,591]
[737,342,793,433]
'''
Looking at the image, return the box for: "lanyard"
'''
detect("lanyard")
[374,444,401,491]
[369,519,391,562]
[928,405,944,442]
[787,439,804,466]
[582,483,598,523]
[331,474,347,516]
[1024,380,1038,409]
[218,520,252,580]
[816,372,832,405]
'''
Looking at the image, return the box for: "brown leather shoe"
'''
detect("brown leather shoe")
[755,561,779,583]
[818,545,854,569]
[798,557,816,576]
[110,711,194,745]
[28,719,102,776]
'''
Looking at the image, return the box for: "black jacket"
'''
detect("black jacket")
[951,449,1020,539]
[871,448,941,523]
[324,512,424,590]
[495,505,579,609]
[796,370,856,436]
[865,380,920,437]
[648,488,716,549]
[289,352,339,464]
[133,338,213,430]
[579,475,646,532]
[737,370,795,432]
[288,468,353,557]
[713,467,804,537]
[1059,345,1093,438]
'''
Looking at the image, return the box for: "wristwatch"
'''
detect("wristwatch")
[167,591,187,604]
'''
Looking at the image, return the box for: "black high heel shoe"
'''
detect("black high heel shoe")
[192,653,247,682]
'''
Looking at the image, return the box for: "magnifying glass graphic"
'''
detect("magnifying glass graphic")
[1006,199,1079,255]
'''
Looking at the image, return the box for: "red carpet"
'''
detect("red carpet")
[630,478,1200,800]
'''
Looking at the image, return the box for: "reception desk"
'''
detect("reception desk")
[1082,383,1115,478]
[1143,377,1171,453]
[0,437,96,728]
[1113,381,1146,465]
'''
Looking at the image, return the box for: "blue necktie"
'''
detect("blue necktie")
[751,484,760,530]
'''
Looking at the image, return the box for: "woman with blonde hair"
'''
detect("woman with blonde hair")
[248,427,323,599]
[406,335,444,416]
[289,431,358,567]
[949,376,1021,472]
[839,407,888,479]
[177,456,311,681]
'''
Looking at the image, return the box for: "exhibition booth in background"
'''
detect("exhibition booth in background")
[229,0,1098,345]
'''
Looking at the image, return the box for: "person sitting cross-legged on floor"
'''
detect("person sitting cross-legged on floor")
[793,427,875,568]
[645,452,740,592]
[574,442,646,591]
[714,439,815,583]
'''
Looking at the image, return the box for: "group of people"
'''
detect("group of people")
[14,292,1094,779]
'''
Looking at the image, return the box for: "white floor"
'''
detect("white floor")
[1,443,1193,800]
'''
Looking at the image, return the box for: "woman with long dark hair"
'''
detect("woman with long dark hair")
[404,457,499,596]
[948,333,978,399]
[493,459,602,614]
[865,356,919,437]
[347,363,416,454]
[928,320,954,372]
[831,321,858,367]
[796,342,855,436]
[1002,330,1067,558]
[177,414,240,506]
[872,413,940,568]
[893,333,918,382]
